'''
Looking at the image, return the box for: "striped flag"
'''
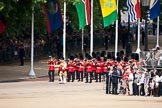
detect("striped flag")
[99,0,118,27]
[85,0,91,25]
[126,0,141,22]
[75,0,91,29]
[149,0,160,20]
[0,13,6,34]
[42,0,63,34]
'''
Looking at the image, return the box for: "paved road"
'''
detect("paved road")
[0,80,162,108]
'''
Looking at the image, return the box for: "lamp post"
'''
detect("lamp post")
[141,0,150,51]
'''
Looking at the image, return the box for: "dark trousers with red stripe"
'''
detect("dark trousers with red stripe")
[95,73,101,82]
[68,72,75,82]
[85,72,93,83]
[78,71,84,81]
[48,70,55,82]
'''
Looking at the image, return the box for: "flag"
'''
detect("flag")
[85,0,91,25]
[0,13,6,34]
[126,0,141,22]
[99,0,118,27]
[42,0,63,34]
[150,0,160,20]
[75,0,91,29]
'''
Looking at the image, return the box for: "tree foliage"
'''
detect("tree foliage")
[0,0,161,38]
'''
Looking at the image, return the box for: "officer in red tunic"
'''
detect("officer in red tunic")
[47,56,56,82]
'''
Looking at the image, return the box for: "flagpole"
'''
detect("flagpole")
[90,0,93,56]
[115,0,118,58]
[82,28,84,55]
[156,16,160,48]
[136,18,141,54]
[63,0,66,59]
[29,4,36,76]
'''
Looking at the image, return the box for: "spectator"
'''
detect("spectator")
[18,44,25,66]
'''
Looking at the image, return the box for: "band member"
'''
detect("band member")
[74,58,79,80]
[95,58,103,82]
[47,56,56,82]
[85,60,93,83]
[106,59,112,94]
[67,60,75,82]
[103,58,108,81]
[78,59,85,82]
[59,59,67,83]
[92,58,97,80]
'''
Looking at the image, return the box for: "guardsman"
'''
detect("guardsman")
[67,60,75,82]
[85,60,93,83]
[47,56,56,82]
[74,58,79,80]
[103,58,108,81]
[92,58,97,80]
[106,59,112,94]
[95,57,103,82]
[59,59,67,83]
[78,59,84,82]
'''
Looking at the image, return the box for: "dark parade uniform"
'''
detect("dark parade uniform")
[111,66,119,94]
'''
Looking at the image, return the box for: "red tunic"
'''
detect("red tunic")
[103,63,108,73]
[78,62,84,72]
[48,60,56,70]
[59,67,66,73]
[68,63,75,72]
[123,73,129,81]
[96,62,103,73]
[86,63,92,72]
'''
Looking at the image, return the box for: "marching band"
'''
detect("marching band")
[47,52,162,97]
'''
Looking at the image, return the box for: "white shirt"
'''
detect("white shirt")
[158,76,162,82]
[154,75,160,88]
[140,73,145,84]
[128,73,133,81]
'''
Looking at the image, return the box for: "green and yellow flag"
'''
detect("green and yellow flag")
[99,0,118,27]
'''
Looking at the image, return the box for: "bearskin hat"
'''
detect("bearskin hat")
[92,52,96,58]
